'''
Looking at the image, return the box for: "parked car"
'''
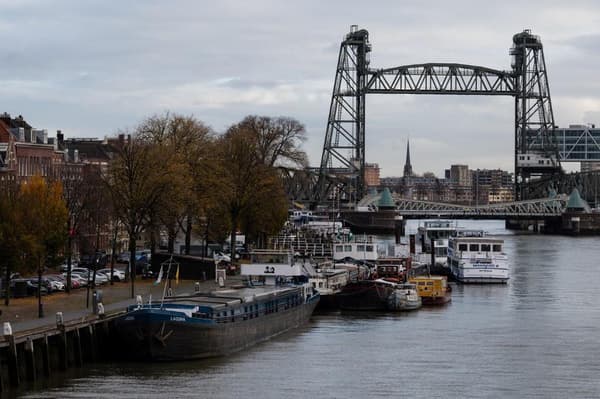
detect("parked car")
[75,270,109,286]
[116,252,131,263]
[97,268,126,282]
[66,272,88,287]
[60,261,79,272]
[43,276,65,292]
[25,279,48,296]
[9,279,30,298]
[213,251,231,263]
[136,250,151,262]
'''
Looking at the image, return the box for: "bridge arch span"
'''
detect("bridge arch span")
[366,63,516,95]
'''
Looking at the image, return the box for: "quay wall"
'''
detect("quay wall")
[505,213,600,234]
[0,313,122,395]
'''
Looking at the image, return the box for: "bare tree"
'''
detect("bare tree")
[105,135,184,297]
[236,115,308,168]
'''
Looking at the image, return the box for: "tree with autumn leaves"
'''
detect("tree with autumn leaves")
[0,176,68,314]
[104,113,305,274]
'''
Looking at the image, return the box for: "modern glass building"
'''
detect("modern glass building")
[555,124,600,162]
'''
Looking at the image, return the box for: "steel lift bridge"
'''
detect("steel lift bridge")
[314,25,560,205]
[357,191,569,220]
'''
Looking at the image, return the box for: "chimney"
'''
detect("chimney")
[74,149,79,163]
[42,129,48,144]
[118,133,125,144]
[57,130,64,146]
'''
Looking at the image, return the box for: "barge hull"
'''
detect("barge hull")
[115,298,318,361]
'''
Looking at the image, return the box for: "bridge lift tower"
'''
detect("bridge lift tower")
[314,26,561,205]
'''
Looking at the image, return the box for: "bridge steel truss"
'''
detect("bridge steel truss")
[315,26,560,205]
[393,195,567,219]
[366,63,515,95]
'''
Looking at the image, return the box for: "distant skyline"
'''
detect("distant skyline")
[1,0,599,176]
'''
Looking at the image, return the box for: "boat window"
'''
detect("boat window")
[344,245,352,252]
[357,245,365,251]
[469,244,479,252]
[493,244,502,252]
[336,245,344,252]
[481,244,491,251]
[458,244,468,251]
[366,245,373,252]
[427,282,433,285]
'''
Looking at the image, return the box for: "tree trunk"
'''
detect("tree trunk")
[150,228,157,259]
[110,223,118,285]
[4,262,10,306]
[37,257,43,318]
[230,210,239,256]
[66,220,72,293]
[168,226,176,254]
[129,234,137,299]
[184,215,192,255]
[204,218,210,258]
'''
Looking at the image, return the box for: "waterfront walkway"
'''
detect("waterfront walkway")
[0,276,239,334]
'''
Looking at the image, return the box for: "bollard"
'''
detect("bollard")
[195,282,200,292]
[97,302,105,319]
[3,321,12,336]
[56,312,64,328]
[136,295,143,308]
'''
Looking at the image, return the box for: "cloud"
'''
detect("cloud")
[1,0,600,177]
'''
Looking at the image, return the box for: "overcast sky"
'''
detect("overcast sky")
[1,0,599,176]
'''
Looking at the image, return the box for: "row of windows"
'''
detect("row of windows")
[456,243,502,252]
[335,245,374,252]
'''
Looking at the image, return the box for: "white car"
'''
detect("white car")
[98,268,126,282]
[43,276,65,292]
[66,272,88,287]
[213,251,231,263]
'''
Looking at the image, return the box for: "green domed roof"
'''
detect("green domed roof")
[566,188,591,212]
[378,187,395,208]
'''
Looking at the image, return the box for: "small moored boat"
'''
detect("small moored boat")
[409,275,452,305]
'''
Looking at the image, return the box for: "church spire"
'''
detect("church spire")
[403,139,413,177]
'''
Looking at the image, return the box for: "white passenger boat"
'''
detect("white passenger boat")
[416,220,460,266]
[447,231,509,283]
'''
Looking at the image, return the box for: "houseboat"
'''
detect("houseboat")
[447,231,509,283]
[332,236,380,262]
[375,256,411,282]
[409,275,452,305]
[416,220,460,266]
[114,251,320,361]
[309,263,350,310]
[336,279,421,311]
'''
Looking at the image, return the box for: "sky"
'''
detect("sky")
[1,0,599,176]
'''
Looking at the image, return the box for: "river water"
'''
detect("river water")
[19,221,600,398]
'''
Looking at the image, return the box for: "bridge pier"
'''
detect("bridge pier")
[505,219,542,232]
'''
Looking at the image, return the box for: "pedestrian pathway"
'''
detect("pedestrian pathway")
[0,276,238,334]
